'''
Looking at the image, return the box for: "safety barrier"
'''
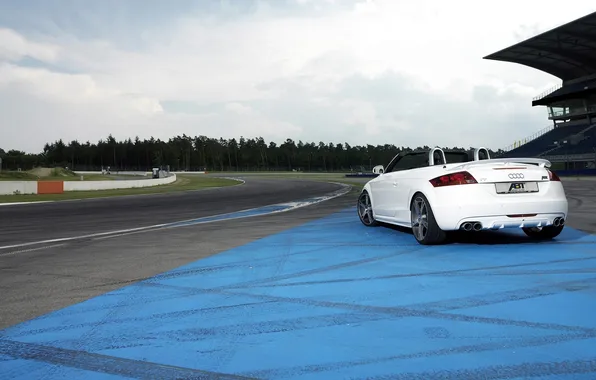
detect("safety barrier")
[0,174,177,195]
[0,182,38,195]
[37,181,64,194]
[75,171,149,177]
[64,174,176,191]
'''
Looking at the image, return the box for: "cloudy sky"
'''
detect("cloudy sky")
[1,0,595,153]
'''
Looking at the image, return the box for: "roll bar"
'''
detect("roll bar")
[473,147,491,161]
[428,147,446,166]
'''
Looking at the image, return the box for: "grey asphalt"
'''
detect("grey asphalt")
[0,180,358,329]
[561,178,596,234]
[0,178,343,247]
[0,176,594,330]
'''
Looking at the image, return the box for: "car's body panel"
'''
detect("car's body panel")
[360,147,568,240]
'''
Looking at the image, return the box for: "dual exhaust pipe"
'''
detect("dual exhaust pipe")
[461,222,482,231]
[460,217,565,231]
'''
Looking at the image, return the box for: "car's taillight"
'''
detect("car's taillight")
[548,169,561,181]
[429,171,477,187]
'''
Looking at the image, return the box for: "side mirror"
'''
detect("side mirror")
[373,165,384,174]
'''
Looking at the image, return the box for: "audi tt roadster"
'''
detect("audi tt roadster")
[357,147,568,245]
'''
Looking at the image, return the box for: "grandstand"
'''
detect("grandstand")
[484,11,596,170]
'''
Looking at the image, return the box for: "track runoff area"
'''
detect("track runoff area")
[0,173,595,380]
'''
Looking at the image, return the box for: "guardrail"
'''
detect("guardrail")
[75,171,149,177]
[533,83,562,102]
[503,124,554,152]
[64,174,176,191]
[542,153,596,162]
[0,182,38,195]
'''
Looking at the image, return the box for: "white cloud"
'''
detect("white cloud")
[0,28,60,62]
[1,0,596,153]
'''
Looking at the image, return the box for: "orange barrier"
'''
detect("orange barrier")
[37,181,64,194]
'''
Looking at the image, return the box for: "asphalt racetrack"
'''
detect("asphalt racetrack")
[0,177,343,247]
[1,175,596,379]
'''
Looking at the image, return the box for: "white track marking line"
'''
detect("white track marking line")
[0,243,68,257]
[0,183,351,251]
[91,183,352,242]
[0,201,54,207]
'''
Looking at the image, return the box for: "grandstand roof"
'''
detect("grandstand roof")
[484,11,596,81]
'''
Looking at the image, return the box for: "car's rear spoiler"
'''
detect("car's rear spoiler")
[452,157,552,171]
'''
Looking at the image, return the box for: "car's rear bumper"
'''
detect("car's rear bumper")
[427,182,568,231]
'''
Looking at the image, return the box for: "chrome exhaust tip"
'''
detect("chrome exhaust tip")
[472,222,482,231]
[461,222,472,231]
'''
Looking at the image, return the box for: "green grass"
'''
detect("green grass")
[207,171,349,175]
[0,170,365,203]
[0,171,36,181]
[0,175,241,203]
[213,171,367,187]
[0,168,146,182]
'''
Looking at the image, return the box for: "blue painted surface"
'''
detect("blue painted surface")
[1,207,596,379]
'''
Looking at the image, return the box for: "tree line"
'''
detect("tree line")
[0,134,505,172]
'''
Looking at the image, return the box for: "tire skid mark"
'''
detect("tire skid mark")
[108,280,596,335]
[149,243,344,282]
[34,312,398,354]
[250,346,596,380]
[0,339,255,380]
[463,268,596,276]
[210,233,296,371]
[214,247,427,291]
[360,357,596,380]
[144,241,418,282]
[4,301,275,339]
[216,288,596,334]
[12,274,596,368]
[209,289,265,371]
[404,276,596,313]
[26,243,349,321]
[31,278,150,380]
[252,255,596,288]
[15,272,595,340]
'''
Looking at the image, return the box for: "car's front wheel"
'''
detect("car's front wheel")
[357,190,378,227]
[522,225,564,240]
[410,193,446,245]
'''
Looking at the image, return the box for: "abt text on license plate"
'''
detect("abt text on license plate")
[495,181,539,194]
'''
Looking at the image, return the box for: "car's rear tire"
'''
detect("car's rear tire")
[410,193,446,245]
[357,190,378,227]
[522,225,564,240]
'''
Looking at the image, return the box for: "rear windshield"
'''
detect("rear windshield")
[444,152,471,163]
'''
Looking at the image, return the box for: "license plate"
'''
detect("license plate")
[495,181,539,194]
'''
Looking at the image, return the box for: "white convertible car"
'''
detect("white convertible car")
[358,147,568,245]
